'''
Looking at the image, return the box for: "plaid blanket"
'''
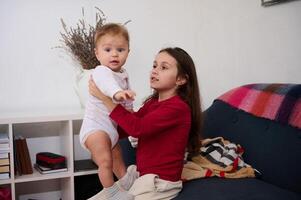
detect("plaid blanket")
[217,83,301,129]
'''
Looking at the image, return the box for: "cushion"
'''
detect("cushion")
[174,178,301,200]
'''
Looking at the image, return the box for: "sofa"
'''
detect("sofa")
[119,83,301,200]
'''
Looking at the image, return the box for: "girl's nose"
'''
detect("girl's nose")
[151,68,158,74]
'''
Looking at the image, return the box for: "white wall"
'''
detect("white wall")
[196,0,301,108]
[0,0,300,114]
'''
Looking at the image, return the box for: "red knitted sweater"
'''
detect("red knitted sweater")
[110,95,191,181]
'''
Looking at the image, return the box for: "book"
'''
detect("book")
[15,137,25,175]
[0,153,9,159]
[14,137,22,175]
[0,143,9,152]
[0,172,9,180]
[15,136,33,175]
[21,137,33,174]
[0,165,9,173]
[34,163,67,174]
[0,158,9,166]
[0,143,9,149]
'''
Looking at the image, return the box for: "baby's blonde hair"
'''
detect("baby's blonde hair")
[94,23,130,47]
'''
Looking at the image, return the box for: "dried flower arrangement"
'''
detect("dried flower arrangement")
[58,7,106,70]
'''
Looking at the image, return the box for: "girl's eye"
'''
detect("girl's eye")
[117,48,125,52]
[161,66,167,70]
[152,65,157,69]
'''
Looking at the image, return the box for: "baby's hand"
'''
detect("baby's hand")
[114,90,136,101]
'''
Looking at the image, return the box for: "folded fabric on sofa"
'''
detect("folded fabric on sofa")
[217,83,301,129]
[181,137,257,181]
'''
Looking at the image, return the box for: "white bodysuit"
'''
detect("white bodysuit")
[79,65,133,149]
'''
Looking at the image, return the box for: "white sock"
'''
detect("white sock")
[117,165,139,191]
[88,183,134,200]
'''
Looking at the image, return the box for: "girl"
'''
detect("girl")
[89,47,203,200]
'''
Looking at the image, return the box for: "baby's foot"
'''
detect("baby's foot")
[87,183,134,200]
[117,165,139,191]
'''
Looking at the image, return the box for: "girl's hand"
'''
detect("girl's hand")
[89,77,108,101]
[88,77,120,112]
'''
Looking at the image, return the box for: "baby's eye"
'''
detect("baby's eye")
[104,48,111,52]
[152,65,157,69]
[117,48,126,52]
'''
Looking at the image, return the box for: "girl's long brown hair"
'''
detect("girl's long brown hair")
[145,47,203,157]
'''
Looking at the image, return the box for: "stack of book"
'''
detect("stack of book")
[14,136,33,175]
[34,163,67,174]
[0,133,10,180]
[34,152,67,174]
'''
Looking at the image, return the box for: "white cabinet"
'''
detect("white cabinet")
[0,111,97,200]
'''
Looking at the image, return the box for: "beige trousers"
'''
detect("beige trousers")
[129,173,182,200]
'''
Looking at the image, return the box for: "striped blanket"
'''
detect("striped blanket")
[181,137,257,181]
[217,83,301,129]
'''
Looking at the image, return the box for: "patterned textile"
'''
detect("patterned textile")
[181,137,256,181]
[217,83,301,129]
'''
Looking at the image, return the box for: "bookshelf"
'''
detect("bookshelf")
[0,111,99,200]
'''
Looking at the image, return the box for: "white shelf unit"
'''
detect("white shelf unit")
[0,111,98,200]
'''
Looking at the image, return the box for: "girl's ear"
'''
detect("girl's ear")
[176,76,187,86]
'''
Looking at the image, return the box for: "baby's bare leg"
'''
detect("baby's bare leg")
[85,131,114,188]
[85,132,134,200]
[112,143,127,179]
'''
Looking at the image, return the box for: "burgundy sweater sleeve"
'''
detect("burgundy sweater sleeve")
[116,102,149,138]
[110,102,187,138]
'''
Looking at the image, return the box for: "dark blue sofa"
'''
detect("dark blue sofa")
[119,90,301,200]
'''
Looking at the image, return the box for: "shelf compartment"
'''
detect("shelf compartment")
[12,120,72,180]
[16,177,72,200]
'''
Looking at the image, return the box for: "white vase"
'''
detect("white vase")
[74,68,92,108]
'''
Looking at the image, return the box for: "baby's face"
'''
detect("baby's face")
[95,34,129,72]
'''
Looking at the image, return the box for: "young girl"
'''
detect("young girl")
[79,23,138,200]
[89,47,203,200]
